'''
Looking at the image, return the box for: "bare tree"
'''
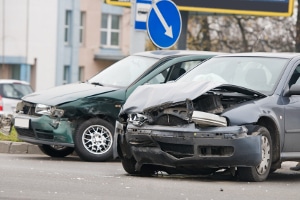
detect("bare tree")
[187,13,211,51]
[187,13,296,52]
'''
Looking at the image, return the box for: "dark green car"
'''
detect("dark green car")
[11,50,223,162]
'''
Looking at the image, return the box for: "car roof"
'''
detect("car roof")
[133,50,226,59]
[214,52,300,59]
[0,79,31,85]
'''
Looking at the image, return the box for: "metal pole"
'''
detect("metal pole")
[130,0,146,55]
[25,0,30,81]
[26,0,29,64]
[177,10,188,50]
[1,0,5,73]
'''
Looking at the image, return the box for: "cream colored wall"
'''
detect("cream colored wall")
[79,1,131,81]
[120,8,131,56]
[0,65,10,79]
[79,0,101,80]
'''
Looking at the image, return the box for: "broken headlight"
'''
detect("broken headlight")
[128,113,148,126]
[35,104,64,117]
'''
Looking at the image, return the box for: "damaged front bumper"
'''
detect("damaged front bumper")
[116,121,262,170]
[12,114,75,147]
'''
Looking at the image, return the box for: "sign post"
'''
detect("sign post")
[130,0,147,54]
[147,0,182,49]
[134,0,152,30]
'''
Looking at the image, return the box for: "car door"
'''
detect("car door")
[283,64,300,152]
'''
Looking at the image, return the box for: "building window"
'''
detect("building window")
[64,10,72,45]
[11,65,21,80]
[78,66,84,82]
[79,12,86,45]
[63,65,70,84]
[101,14,120,48]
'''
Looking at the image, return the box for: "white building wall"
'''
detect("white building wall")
[0,0,58,91]
[0,0,27,57]
[28,0,58,91]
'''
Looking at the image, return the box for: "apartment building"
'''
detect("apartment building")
[0,0,131,91]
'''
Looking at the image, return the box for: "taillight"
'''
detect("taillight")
[0,95,3,111]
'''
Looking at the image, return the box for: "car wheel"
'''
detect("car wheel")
[237,126,272,182]
[121,156,139,175]
[74,118,114,162]
[38,145,74,157]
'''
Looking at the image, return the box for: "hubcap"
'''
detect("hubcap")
[82,125,112,155]
[256,135,271,175]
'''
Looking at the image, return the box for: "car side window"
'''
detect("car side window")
[145,60,202,85]
[289,65,300,87]
[146,68,170,84]
[168,64,187,81]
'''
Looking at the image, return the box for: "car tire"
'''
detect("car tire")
[74,118,114,162]
[121,157,156,176]
[121,156,139,175]
[38,145,74,157]
[237,126,272,182]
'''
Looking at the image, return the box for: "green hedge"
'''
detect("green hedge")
[0,127,21,142]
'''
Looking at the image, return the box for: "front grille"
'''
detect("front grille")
[16,128,35,138]
[198,146,234,157]
[154,115,188,126]
[194,95,224,113]
[16,128,54,140]
[158,142,194,158]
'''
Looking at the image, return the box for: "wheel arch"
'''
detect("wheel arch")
[73,114,116,131]
[257,116,280,165]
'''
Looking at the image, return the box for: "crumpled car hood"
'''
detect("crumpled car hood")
[22,82,118,106]
[120,80,266,115]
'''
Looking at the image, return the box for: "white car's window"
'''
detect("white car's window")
[289,65,300,87]
[1,83,33,99]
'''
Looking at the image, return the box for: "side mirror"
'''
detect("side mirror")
[288,84,300,96]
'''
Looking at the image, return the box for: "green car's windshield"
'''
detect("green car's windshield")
[178,56,289,95]
[88,55,158,87]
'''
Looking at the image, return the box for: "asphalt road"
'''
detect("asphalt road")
[1,153,300,200]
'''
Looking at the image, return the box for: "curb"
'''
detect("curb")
[0,141,43,154]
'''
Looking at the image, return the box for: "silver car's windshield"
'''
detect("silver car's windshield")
[178,56,289,95]
[88,55,158,87]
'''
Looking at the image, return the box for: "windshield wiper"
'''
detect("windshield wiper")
[90,82,103,86]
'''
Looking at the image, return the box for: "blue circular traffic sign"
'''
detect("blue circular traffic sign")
[147,0,182,49]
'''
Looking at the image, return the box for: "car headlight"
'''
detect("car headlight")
[129,113,148,126]
[35,104,64,117]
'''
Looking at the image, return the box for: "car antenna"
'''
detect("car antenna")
[250,24,271,52]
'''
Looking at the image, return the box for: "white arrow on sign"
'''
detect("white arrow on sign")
[153,3,173,38]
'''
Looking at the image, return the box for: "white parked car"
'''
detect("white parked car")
[0,79,33,134]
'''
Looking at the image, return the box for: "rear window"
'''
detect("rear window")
[0,83,33,99]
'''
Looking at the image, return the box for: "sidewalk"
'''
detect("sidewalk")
[0,141,43,154]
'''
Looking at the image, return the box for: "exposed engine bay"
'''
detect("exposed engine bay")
[120,81,265,128]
